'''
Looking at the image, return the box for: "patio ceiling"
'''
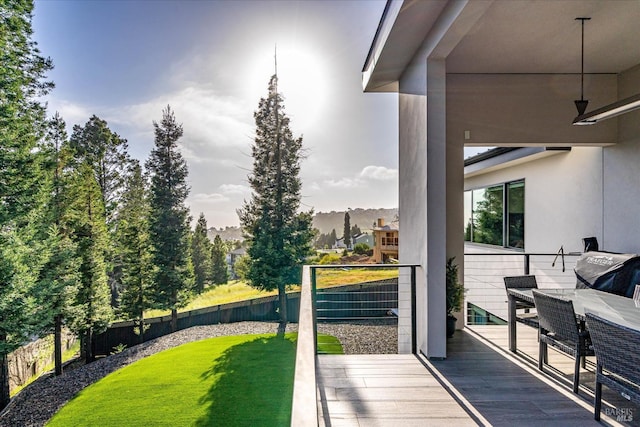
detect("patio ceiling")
[364,0,640,91]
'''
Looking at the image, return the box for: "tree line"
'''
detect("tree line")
[2,1,315,411]
[1,1,224,410]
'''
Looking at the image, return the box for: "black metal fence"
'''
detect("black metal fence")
[316,279,398,321]
[93,294,300,355]
[93,278,401,356]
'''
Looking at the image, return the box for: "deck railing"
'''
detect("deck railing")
[291,263,419,427]
[464,251,582,324]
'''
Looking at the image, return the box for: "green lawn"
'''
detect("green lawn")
[47,333,342,427]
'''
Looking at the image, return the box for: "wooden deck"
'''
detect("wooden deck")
[317,354,476,426]
[317,324,637,426]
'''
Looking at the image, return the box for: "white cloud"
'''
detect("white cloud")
[359,165,398,181]
[321,165,398,190]
[324,177,363,189]
[189,192,229,204]
[108,86,254,162]
[219,184,251,195]
[45,99,94,132]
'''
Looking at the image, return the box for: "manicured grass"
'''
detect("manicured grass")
[144,281,276,318]
[47,333,342,427]
[315,267,398,288]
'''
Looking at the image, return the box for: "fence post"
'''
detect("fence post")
[411,266,417,354]
[311,266,317,353]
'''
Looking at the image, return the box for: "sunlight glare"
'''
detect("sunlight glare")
[244,44,328,135]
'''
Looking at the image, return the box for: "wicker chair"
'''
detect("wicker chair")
[503,275,539,328]
[585,313,640,421]
[532,290,593,393]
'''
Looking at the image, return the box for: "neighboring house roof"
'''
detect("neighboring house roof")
[464,147,571,178]
[374,223,399,232]
[230,247,246,256]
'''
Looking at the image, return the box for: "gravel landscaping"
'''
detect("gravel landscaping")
[0,320,396,427]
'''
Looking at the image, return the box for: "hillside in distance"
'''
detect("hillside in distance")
[207,208,398,241]
[207,226,243,242]
[312,208,398,236]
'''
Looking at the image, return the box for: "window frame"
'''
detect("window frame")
[464,179,525,250]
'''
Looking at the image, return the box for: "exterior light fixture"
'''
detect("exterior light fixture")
[572,17,640,125]
[573,93,640,125]
[573,17,591,123]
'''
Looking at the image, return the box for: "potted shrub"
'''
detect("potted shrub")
[446,257,465,338]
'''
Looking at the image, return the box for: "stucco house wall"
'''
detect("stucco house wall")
[465,147,604,254]
[603,64,640,253]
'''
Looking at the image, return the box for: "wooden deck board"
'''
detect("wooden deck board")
[317,354,475,426]
[318,324,638,426]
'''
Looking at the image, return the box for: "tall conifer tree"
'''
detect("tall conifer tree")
[211,234,229,285]
[343,212,351,249]
[0,0,54,409]
[64,164,112,363]
[147,106,194,332]
[191,213,213,293]
[116,161,153,343]
[70,115,131,306]
[38,112,81,376]
[238,72,314,326]
[69,115,130,225]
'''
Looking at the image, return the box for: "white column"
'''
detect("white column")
[425,58,447,358]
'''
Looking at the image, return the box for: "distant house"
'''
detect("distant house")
[353,233,374,248]
[227,247,246,279]
[332,238,347,250]
[372,218,398,263]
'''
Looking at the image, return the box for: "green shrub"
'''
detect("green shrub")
[319,253,341,265]
[353,243,370,255]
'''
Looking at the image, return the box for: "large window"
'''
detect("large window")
[464,180,525,249]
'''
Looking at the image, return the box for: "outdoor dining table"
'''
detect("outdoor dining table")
[506,288,640,352]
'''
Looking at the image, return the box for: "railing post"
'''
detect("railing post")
[524,254,530,275]
[311,266,317,353]
[411,265,417,354]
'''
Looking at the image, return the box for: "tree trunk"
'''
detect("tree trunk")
[138,318,145,345]
[79,334,86,360]
[0,346,9,411]
[84,329,94,364]
[171,308,178,333]
[54,314,62,376]
[278,283,288,329]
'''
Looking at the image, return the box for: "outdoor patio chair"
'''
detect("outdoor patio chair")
[532,290,594,394]
[585,312,640,421]
[503,275,539,328]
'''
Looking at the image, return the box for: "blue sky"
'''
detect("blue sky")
[33,0,402,228]
[32,0,484,228]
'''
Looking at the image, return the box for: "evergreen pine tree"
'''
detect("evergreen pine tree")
[69,115,131,225]
[116,161,153,343]
[38,112,81,376]
[238,73,314,326]
[147,106,194,332]
[191,213,213,293]
[0,0,54,409]
[211,234,229,285]
[66,164,113,363]
[69,115,131,306]
[343,212,351,249]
